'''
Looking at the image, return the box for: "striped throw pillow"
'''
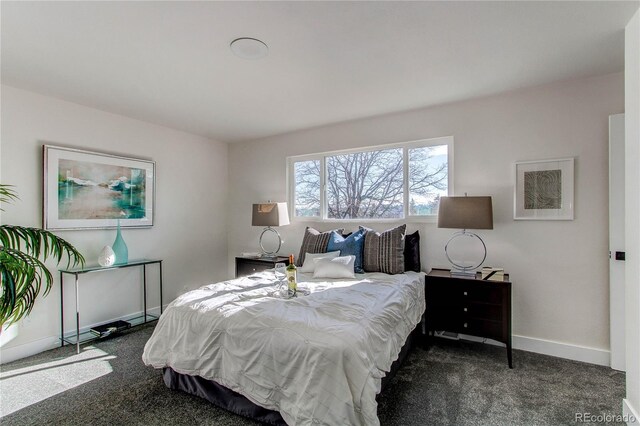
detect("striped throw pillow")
[296,227,344,266]
[360,224,406,274]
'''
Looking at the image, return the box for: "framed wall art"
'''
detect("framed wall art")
[44,145,155,230]
[514,157,574,220]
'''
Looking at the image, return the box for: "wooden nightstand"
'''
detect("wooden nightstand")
[235,256,290,278]
[425,268,513,368]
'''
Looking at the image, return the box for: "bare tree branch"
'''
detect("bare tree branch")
[294,145,449,219]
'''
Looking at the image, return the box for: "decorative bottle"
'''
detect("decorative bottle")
[286,254,297,297]
[98,245,116,267]
[112,219,129,265]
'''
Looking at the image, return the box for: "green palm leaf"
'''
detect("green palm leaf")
[0,226,83,268]
[0,185,19,211]
[0,185,85,327]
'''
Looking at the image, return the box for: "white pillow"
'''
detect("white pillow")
[299,251,341,273]
[313,255,356,279]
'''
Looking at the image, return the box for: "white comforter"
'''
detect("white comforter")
[142,271,425,426]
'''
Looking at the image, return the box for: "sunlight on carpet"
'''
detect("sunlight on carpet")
[0,346,115,417]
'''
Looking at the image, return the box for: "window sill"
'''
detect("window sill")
[291,216,438,225]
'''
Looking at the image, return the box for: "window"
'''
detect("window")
[294,160,321,217]
[289,137,452,220]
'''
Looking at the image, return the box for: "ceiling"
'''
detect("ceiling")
[1,1,638,143]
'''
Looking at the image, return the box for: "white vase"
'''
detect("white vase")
[98,245,116,267]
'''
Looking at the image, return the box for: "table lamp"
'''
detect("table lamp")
[437,195,493,276]
[252,202,290,258]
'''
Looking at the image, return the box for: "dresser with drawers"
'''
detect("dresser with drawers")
[425,268,512,368]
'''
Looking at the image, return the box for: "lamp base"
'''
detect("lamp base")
[449,269,478,278]
[259,226,283,257]
[258,254,279,261]
[444,230,487,274]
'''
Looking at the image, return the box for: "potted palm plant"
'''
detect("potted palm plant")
[0,184,85,330]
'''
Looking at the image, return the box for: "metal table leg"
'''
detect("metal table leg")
[143,264,147,322]
[75,273,80,354]
[159,261,163,314]
[60,272,64,347]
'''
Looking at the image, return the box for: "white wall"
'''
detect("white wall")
[228,73,623,362]
[0,71,627,365]
[0,85,229,362]
[624,9,640,424]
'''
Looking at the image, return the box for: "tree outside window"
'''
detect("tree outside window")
[292,140,450,220]
[294,160,320,217]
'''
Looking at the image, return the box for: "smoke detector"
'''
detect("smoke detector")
[230,37,269,60]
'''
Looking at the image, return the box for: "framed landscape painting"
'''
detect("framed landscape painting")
[44,145,155,230]
[514,157,574,220]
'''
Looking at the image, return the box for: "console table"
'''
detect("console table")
[60,259,163,353]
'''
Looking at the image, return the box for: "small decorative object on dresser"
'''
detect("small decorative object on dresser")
[425,268,513,368]
[481,267,504,281]
[235,255,290,278]
[98,245,116,267]
[112,219,129,265]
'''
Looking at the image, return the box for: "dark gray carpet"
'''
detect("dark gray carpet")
[0,324,625,425]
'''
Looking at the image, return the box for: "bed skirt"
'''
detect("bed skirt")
[162,325,418,425]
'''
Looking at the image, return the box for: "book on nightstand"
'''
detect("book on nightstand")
[481,267,505,281]
[241,252,261,258]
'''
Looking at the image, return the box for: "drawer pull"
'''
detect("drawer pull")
[463,323,468,328]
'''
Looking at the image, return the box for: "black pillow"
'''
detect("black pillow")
[404,231,421,272]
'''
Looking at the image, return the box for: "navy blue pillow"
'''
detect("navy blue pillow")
[327,228,366,273]
[404,230,421,272]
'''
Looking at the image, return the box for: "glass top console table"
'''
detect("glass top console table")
[60,259,163,353]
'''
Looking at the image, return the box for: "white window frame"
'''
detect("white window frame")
[287,136,454,223]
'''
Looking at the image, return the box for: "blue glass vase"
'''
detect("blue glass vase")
[112,219,128,265]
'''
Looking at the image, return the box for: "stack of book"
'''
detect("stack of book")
[241,252,261,258]
[90,320,131,337]
[481,267,505,281]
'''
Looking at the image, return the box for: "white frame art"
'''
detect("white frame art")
[514,157,574,220]
[44,145,155,230]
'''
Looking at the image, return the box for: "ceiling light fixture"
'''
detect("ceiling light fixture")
[230,37,269,60]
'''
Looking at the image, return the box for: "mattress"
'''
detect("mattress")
[142,270,425,426]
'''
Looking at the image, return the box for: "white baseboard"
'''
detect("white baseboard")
[512,334,610,366]
[445,332,610,367]
[0,305,165,365]
[624,399,640,425]
[0,335,60,365]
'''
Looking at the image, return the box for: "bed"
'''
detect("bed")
[142,269,425,426]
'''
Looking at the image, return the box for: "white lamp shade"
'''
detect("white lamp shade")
[252,202,290,227]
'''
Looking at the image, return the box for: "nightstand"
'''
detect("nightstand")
[235,256,290,278]
[425,268,513,368]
